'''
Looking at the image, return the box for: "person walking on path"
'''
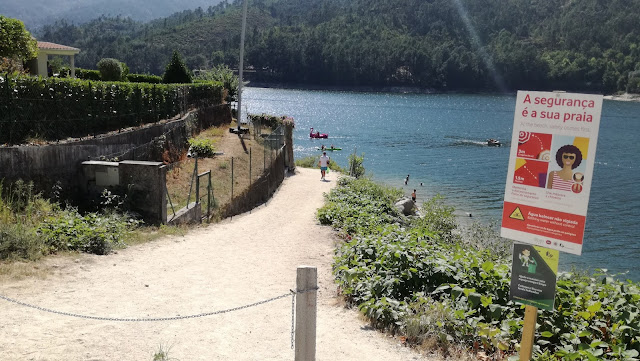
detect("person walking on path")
[318,151,330,180]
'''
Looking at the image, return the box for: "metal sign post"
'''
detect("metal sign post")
[236,0,248,132]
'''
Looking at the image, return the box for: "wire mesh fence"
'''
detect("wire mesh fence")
[166,133,285,221]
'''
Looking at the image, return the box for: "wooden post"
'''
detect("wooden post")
[520,305,538,361]
[295,266,317,361]
[249,148,252,187]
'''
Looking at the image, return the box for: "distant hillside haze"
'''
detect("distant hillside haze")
[0,0,223,29]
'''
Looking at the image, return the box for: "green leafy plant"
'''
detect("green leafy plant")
[247,113,288,129]
[348,152,365,178]
[295,155,318,168]
[187,138,215,158]
[321,177,640,360]
[194,64,238,100]
[0,16,37,60]
[36,209,140,255]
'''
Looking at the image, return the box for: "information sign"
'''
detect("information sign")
[501,91,603,255]
[510,243,559,311]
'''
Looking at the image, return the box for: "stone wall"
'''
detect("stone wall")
[0,104,231,200]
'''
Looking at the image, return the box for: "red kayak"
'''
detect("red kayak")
[310,127,328,138]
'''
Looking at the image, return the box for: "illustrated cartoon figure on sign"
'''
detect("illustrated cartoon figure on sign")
[519,248,537,273]
[547,145,583,191]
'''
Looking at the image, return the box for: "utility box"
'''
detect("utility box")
[81,160,167,225]
[119,161,167,225]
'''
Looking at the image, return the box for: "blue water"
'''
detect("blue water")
[244,87,640,281]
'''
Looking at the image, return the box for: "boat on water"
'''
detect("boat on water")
[310,127,328,138]
[487,138,501,147]
[318,147,342,151]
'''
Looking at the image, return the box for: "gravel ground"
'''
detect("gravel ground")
[0,168,451,361]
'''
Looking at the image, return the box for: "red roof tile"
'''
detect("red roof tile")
[37,41,80,52]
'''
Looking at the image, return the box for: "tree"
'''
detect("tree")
[194,65,238,101]
[163,51,192,83]
[97,58,123,81]
[0,16,38,60]
[211,50,224,65]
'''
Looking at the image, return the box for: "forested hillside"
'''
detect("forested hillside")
[0,0,223,29]
[37,0,640,93]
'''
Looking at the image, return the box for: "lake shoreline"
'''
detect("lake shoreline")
[246,82,640,101]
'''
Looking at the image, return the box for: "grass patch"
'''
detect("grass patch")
[152,343,178,361]
[295,155,347,173]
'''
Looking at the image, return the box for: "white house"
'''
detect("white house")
[26,41,80,78]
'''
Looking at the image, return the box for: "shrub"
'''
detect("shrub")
[37,209,140,255]
[76,68,101,80]
[163,51,192,84]
[323,177,640,360]
[247,113,287,129]
[194,65,237,100]
[295,155,318,168]
[120,61,130,79]
[0,224,42,260]
[97,58,124,81]
[348,152,365,178]
[127,73,162,83]
[187,138,215,158]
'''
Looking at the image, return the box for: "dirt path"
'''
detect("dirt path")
[0,168,440,361]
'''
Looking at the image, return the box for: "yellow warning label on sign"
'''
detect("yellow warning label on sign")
[510,207,525,221]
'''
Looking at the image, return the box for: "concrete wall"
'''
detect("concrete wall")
[119,161,167,224]
[81,160,168,224]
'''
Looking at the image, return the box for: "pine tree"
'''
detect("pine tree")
[162,50,192,84]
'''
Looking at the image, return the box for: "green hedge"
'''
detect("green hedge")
[76,68,101,81]
[0,74,224,144]
[127,73,162,84]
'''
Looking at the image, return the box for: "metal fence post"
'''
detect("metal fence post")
[187,156,198,207]
[295,266,317,361]
[231,157,234,199]
[4,74,12,144]
[196,172,200,204]
[207,171,212,220]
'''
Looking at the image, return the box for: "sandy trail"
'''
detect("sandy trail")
[0,168,435,361]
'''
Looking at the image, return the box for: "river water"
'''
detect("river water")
[244,87,640,281]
